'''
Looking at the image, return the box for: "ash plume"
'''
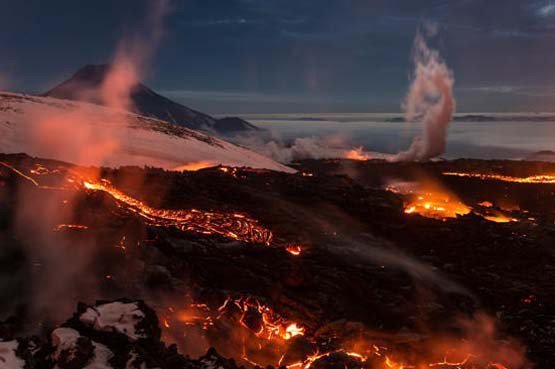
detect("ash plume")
[392,28,455,162]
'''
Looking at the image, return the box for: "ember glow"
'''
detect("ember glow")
[286,244,302,256]
[344,147,370,161]
[53,224,89,232]
[161,294,517,369]
[388,180,521,222]
[173,161,219,172]
[443,172,555,184]
[482,214,517,224]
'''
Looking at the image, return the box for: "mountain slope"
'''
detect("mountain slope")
[43,64,258,134]
[0,92,294,172]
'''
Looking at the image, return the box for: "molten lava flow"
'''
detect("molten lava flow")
[404,192,471,220]
[387,180,519,222]
[2,160,281,246]
[173,161,218,172]
[443,172,555,184]
[82,180,273,244]
[344,147,370,161]
[162,295,310,367]
[286,244,302,256]
[162,295,518,369]
[233,296,306,341]
[482,214,517,224]
[53,224,89,232]
[0,162,40,186]
[2,160,522,369]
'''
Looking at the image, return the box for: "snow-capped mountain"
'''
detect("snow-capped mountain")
[43,64,259,135]
[0,92,294,173]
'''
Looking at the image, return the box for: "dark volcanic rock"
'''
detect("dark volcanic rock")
[1,299,246,369]
[0,154,553,368]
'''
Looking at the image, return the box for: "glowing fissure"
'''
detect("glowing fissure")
[443,172,555,184]
[162,295,513,369]
[82,180,273,245]
[1,161,273,245]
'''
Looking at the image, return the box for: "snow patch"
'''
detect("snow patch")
[52,327,114,369]
[0,341,25,369]
[0,92,295,173]
[80,302,145,341]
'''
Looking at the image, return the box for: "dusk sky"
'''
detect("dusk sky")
[3,0,555,113]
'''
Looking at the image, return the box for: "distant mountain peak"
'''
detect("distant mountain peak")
[70,63,112,81]
[44,64,258,135]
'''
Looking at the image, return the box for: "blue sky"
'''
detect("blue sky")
[3,0,555,113]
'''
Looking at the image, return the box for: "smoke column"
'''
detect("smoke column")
[392,30,455,162]
[14,0,172,325]
[101,0,171,111]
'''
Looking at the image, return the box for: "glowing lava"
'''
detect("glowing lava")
[173,160,218,172]
[404,192,471,220]
[83,180,273,244]
[344,147,370,161]
[482,214,517,223]
[53,224,89,232]
[286,244,302,256]
[443,172,555,184]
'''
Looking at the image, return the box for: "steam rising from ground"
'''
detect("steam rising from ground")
[12,0,172,323]
[25,0,171,167]
[392,30,455,162]
[235,29,454,165]
[231,132,387,163]
[101,0,170,111]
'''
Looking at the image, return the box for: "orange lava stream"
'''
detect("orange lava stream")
[83,180,273,245]
[53,224,89,231]
[482,214,517,223]
[173,160,218,172]
[443,172,555,184]
[0,161,40,186]
[286,244,302,256]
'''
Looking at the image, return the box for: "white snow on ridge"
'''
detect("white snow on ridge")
[0,92,295,173]
[80,302,146,341]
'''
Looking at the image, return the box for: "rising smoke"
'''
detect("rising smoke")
[25,0,171,167]
[12,0,172,324]
[392,28,455,162]
[101,0,171,111]
[231,132,380,164]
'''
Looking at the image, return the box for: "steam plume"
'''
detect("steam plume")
[14,0,172,324]
[101,0,171,111]
[392,29,455,162]
[232,133,383,163]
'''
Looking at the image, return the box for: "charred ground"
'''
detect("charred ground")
[0,154,553,368]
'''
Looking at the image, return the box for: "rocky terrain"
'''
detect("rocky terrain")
[0,154,554,368]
